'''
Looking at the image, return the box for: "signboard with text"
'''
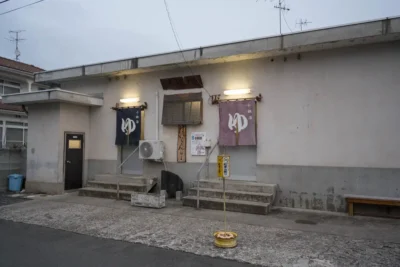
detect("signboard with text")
[217,155,230,178]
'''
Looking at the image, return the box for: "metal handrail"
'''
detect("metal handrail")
[117,146,139,169]
[196,141,218,209]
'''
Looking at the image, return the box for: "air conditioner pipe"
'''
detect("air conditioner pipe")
[156,91,159,140]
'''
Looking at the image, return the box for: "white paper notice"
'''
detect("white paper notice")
[191,132,206,156]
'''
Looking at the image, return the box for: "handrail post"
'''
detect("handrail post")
[196,141,218,209]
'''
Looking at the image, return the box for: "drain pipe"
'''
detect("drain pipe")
[155,91,159,140]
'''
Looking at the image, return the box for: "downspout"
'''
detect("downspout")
[155,91,159,140]
[27,80,32,92]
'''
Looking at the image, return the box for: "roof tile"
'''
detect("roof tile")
[0,56,44,73]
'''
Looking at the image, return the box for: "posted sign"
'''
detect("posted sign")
[217,155,230,178]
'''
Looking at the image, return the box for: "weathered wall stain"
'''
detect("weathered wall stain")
[257,164,400,213]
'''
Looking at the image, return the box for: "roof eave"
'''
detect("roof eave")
[0,66,34,79]
[35,16,400,83]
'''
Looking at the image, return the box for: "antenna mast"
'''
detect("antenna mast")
[274,0,290,35]
[296,19,312,31]
[7,30,26,61]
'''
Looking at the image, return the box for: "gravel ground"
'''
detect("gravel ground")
[0,199,399,267]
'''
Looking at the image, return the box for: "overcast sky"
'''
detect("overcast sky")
[0,0,399,70]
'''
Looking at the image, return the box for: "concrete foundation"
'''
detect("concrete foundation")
[258,165,400,212]
[83,159,400,212]
[25,181,64,194]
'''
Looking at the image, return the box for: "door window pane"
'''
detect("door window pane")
[68,140,81,149]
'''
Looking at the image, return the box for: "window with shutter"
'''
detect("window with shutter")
[162,93,203,125]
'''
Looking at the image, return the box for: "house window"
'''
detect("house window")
[0,79,21,95]
[2,121,28,148]
[162,92,203,125]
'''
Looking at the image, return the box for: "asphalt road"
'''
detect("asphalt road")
[0,220,255,267]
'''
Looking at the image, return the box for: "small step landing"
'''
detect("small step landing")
[78,174,157,201]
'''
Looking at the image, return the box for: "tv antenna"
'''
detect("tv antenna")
[274,0,290,35]
[7,30,26,61]
[296,19,312,31]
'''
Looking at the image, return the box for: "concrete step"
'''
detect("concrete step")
[182,196,270,215]
[188,188,273,203]
[93,174,148,184]
[78,187,133,201]
[199,179,277,195]
[86,181,147,192]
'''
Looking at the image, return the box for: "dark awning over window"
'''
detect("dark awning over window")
[160,75,203,90]
[162,92,203,125]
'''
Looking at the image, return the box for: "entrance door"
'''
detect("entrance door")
[121,145,143,175]
[65,134,84,190]
[223,146,257,181]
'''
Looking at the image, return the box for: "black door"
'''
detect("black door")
[65,134,83,190]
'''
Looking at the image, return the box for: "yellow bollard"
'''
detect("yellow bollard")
[214,231,238,248]
[214,162,237,248]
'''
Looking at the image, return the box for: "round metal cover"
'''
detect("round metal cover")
[140,142,153,158]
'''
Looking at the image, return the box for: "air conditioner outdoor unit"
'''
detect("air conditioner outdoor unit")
[139,140,165,161]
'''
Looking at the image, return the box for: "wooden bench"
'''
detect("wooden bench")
[344,194,400,216]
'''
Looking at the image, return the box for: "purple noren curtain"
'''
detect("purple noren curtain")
[219,100,256,146]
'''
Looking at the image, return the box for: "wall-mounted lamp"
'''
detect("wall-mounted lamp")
[120,97,140,103]
[223,89,251,96]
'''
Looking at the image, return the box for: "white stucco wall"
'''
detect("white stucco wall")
[25,103,90,191]
[61,41,400,169]
[27,103,61,183]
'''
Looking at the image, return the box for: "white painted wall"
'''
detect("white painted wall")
[27,103,61,183]
[61,41,400,169]
[26,103,90,187]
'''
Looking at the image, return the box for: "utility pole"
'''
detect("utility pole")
[274,0,290,35]
[297,19,312,31]
[7,30,26,61]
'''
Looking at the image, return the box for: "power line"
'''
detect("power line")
[7,30,26,61]
[163,0,184,56]
[296,19,312,31]
[282,12,293,32]
[163,0,211,97]
[0,0,45,16]
[0,0,10,4]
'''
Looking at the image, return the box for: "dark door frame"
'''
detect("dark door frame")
[63,132,85,190]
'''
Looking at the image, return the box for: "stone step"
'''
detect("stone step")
[86,181,147,192]
[78,187,133,201]
[188,188,273,203]
[93,174,148,184]
[182,196,270,215]
[199,179,277,195]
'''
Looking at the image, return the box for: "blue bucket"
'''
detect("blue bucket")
[8,174,24,192]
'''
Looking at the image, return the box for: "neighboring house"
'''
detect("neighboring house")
[0,56,45,188]
[0,56,45,148]
[3,17,400,213]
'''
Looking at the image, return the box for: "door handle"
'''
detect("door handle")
[66,160,71,164]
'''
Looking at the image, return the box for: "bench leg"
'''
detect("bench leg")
[348,202,354,216]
